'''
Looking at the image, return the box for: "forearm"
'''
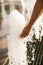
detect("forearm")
[27,0,43,29]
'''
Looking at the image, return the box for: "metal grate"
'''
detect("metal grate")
[26,28,43,65]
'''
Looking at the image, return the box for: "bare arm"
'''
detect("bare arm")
[20,0,43,38]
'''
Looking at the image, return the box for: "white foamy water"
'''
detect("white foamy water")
[8,10,27,65]
[7,9,43,65]
[29,13,43,39]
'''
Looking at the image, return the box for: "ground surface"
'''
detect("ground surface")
[0,30,8,65]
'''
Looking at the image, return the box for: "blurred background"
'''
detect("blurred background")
[0,0,23,64]
[0,0,24,64]
[1,0,43,65]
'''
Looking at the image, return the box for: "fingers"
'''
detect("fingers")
[20,26,30,38]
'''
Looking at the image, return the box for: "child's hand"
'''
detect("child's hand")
[20,25,31,38]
